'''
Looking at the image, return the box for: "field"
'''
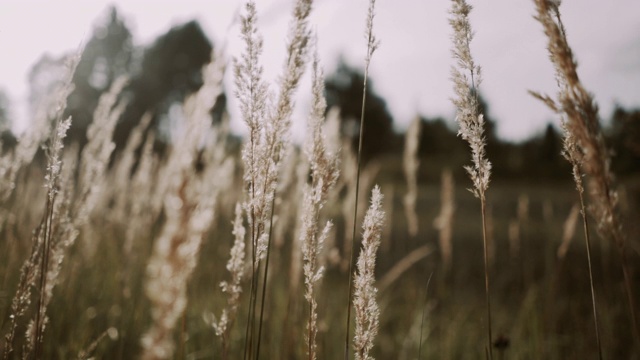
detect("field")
[1,154,638,359]
[1,0,639,359]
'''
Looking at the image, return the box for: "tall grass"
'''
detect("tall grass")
[448,0,494,357]
[352,186,385,360]
[344,0,380,358]
[299,47,340,360]
[530,0,636,355]
[0,1,638,359]
[141,49,227,360]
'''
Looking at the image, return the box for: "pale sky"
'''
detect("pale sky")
[1,0,639,141]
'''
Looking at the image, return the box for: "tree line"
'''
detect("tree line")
[0,6,637,183]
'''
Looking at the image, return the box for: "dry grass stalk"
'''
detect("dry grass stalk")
[119,130,160,267]
[289,151,309,298]
[531,0,627,352]
[110,111,153,223]
[281,150,309,357]
[517,194,529,224]
[557,203,580,260]
[233,0,315,357]
[73,76,128,232]
[543,199,554,223]
[353,186,384,360]
[344,0,380,355]
[433,169,455,273]
[24,54,80,359]
[449,0,493,356]
[141,52,226,360]
[299,48,340,360]
[381,184,394,254]
[209,203,247,359]
[378,245,433,294]
[233,4,271,349]
[508,194,528,261]
[486,204,495,266]
[0,76,71,204]
[76,327,118,360]
[508,219,520,260]
[273,146,300,249]
[340,141,380,269]
[403,117,421,237]
[249,0,313,357]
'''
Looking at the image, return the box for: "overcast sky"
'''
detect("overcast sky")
[1,0,639,141]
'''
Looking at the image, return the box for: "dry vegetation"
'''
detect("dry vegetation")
[0,0,639,359]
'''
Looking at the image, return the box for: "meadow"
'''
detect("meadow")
[0,0,639,359]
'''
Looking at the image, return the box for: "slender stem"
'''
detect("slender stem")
[480,197,493,360]
[577,191,602,360]
[255,189,277,359]
[308,301,313,360]
[343,58,370,360]
[242,211,257,360]
[33,194,54,359]
[620,246,640,347]
[418,272,433,360]
[179,312,186,360]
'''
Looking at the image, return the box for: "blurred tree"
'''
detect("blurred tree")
[26,7,221,154]
[609,105,640,176]
[418,116,462,156]
[519,123,569,181]
[65,6,134,145]
[27,55,68,111]
[416,116,466,181]
[114,20,214,150]
[325,61,399,163]
[0,89,15,150]
[0,89,10,131]
[474,94,514,178]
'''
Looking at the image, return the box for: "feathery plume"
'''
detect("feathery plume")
[209,203,247,359]
[353,186,384,360]
[449,0,493,356]
[76,76,128,225]
[345,3,380,352]
[141,51,225,360]
[449,0,491,200]
[299,48,340,360]
[110,112,153,223]
[26,53,80,359]
[234,1,314,357]
[531,0,627,352]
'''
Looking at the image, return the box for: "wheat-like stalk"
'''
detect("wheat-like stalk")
[299,47,340,360]
[530,0,632,353]
[448,0,493,356]
[210,203,247,360]
[353,186,384,360]
[41,78,127,340]
[233,0,314,357]
[2,53,81,357]
[557,203,580,260]
[26,54,81,359]
[345,1,380,357]
[433,168,455,273]
[141,51,226,360]
[403,117,421,238]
